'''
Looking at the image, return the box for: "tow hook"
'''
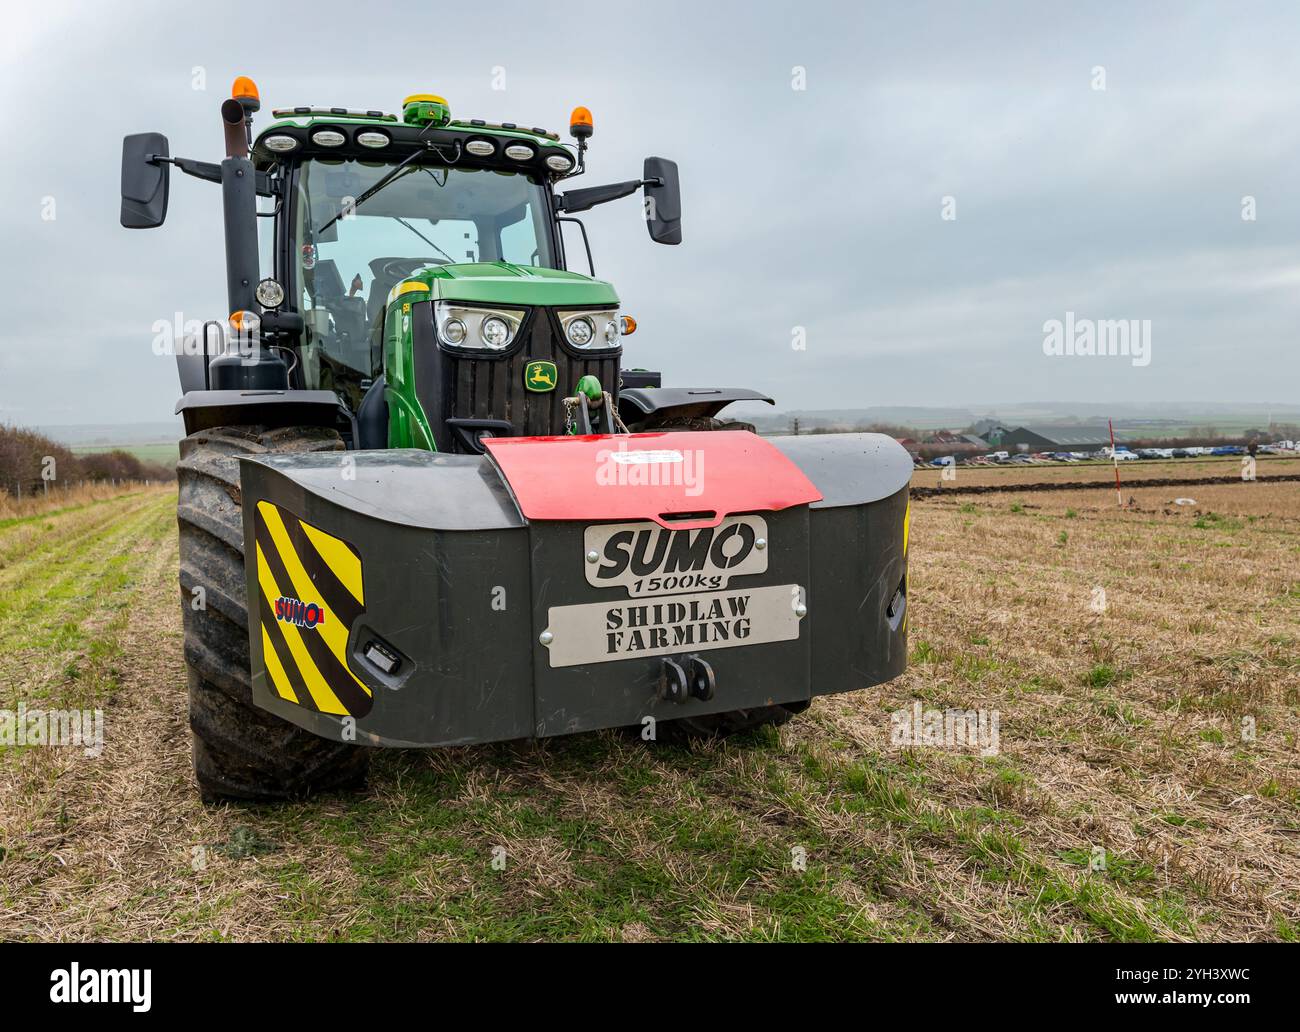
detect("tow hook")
[659,658,689,703]
[686,655,716,701]
[659,655,716,703]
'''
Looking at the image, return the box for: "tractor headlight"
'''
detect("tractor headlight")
[263,134,299,153]
[255,278,285,309]
[566,317,593,347]
[482,316,511,348]
[442,318,467,345]
[311,129,347,147]
[560,309,620,350]
[544,150,575,173]
[435,302,525,351]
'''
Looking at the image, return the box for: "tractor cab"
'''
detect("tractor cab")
[121,83,707,450]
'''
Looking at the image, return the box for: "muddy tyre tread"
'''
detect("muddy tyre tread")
[177,424,368,802]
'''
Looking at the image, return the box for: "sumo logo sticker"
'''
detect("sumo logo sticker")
[275,595,326,629]
[524,360,557,392]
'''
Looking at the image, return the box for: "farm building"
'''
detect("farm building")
[973,419,1013,443]
[997,425,1117,453]
[924,430,992,446]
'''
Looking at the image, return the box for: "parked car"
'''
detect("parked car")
[1211,445,1245,456]
[930,456,955,467]
[1171,448,1193,458]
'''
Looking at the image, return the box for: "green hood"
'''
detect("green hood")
[405,262,618,307]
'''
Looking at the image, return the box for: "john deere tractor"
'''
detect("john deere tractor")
[120,79,912,801]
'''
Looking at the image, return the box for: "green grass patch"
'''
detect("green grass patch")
[1193,512,1243,531]
[1083,664,1121,689]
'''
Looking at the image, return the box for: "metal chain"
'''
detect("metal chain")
[604,392,630,434]
[562,393,628,434]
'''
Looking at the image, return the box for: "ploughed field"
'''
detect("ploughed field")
[911,454,1300,490]
[0,474,1296,941]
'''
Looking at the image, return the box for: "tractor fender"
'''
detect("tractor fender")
[176,389,344,436]
[617,386,774,428]
[767,432,914,508]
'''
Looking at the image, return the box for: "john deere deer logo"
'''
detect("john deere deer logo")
[524,360,557,392]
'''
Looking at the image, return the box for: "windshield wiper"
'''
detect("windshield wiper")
[316,144,428,235]
[393,216,455,263]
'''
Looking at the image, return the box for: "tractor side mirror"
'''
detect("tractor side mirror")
[120,132,170,229]
[642,156,681,245]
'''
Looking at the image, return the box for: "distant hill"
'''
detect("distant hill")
[750,402,1300,436]
[36,421,183,447]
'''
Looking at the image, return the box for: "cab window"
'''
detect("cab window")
[291,158,555,406]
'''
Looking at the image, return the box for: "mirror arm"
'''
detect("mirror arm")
[159,156,277,197]
[161,156,220,184]
[556,178,647,214]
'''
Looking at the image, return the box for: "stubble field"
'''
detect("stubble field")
[1,468,1297,941]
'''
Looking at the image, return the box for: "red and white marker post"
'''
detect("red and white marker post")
[1109,418,1122,507]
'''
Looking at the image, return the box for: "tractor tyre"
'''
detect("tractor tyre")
[640,412,807,740]
[177,424,369,802]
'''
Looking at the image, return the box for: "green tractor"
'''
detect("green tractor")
[121,78,912,801]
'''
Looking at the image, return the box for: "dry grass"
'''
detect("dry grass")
[0,476,1297,941]
[0,481,158,523]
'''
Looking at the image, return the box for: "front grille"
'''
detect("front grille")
[413,303,621,450]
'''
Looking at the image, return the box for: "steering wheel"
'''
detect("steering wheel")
[376,257,446,281]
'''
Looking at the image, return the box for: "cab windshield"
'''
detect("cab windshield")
[291,157,556,404]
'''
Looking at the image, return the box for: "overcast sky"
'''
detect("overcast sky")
[3,0,1298,426]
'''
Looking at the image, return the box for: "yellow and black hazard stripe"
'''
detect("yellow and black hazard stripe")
[901,498,910,634]
[254,501,373,717]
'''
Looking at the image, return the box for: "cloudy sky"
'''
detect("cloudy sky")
[2,0,1298,426]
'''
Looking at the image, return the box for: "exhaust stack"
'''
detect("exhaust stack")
[211,77,288,390]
